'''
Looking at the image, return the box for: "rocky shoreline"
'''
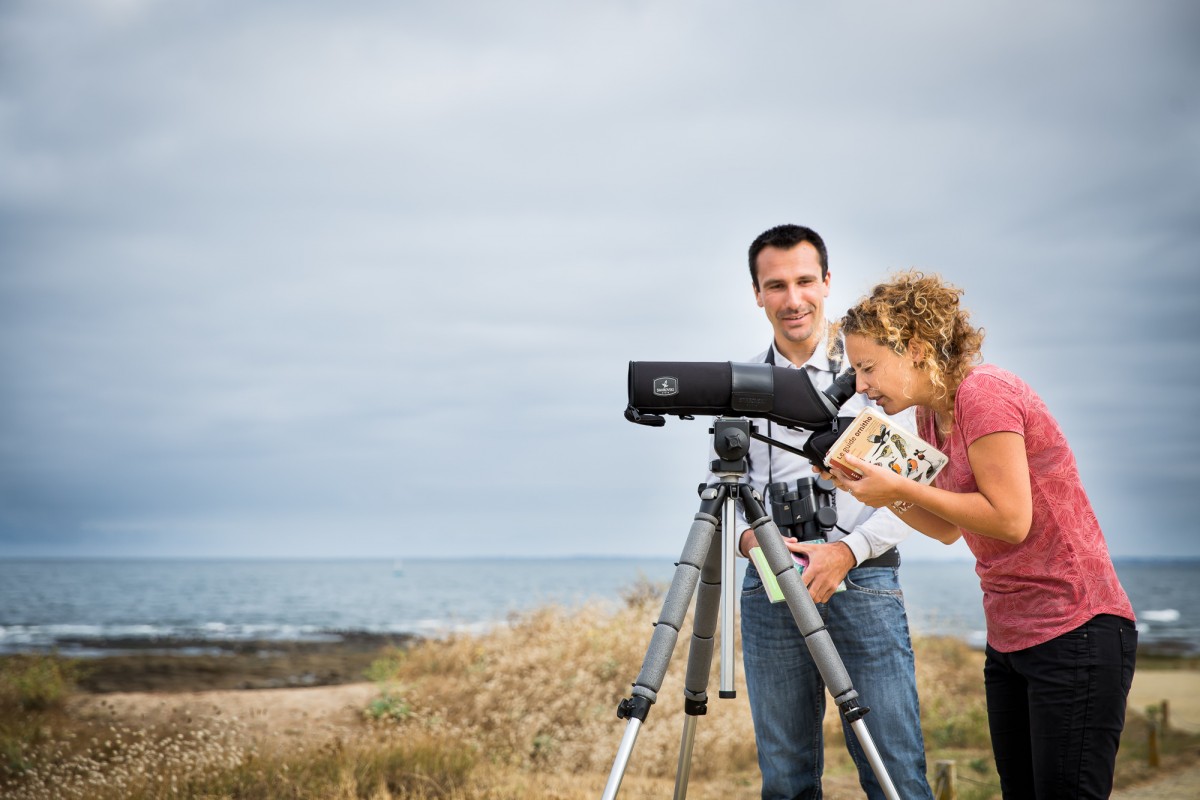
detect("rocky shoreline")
[12,630,1196,697]
[41,631,416,693]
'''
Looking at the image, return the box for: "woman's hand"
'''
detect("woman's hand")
[815,433,1033,545]
[827,454,909,508]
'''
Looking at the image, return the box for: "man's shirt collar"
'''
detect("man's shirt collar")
[771,322,841,373]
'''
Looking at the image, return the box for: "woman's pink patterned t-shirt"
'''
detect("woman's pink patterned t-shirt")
[918,364,1134,653]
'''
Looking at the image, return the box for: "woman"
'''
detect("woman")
[826,270,1136,799]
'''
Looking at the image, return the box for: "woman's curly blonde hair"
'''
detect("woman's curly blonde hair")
[841,270,985,403]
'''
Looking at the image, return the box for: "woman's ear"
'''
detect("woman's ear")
[907,340,927,366]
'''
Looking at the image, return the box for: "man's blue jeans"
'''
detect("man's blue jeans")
[741,562,934,800]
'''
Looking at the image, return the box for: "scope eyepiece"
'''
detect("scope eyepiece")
[824,368,858,410]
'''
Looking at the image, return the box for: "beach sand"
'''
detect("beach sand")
[1112,668,1200,799]
[65,635,404,751]
[1127,669,1200,734]
[71,682,379,752]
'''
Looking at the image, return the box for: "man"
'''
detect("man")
[719,224,934,800]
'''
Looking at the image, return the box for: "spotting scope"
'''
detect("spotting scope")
[624,361,858,465]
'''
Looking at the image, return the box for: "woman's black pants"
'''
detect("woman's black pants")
[984,614,1138,799]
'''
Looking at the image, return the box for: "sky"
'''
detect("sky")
[1,1,1198,561]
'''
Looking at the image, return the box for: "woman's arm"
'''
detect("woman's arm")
[835,431,1034,544]
[889,505,962,544]
[814,463,962,544]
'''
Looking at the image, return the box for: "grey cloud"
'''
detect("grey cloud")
[2,1,1198,558]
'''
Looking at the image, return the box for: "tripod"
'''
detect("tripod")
[600,418,900,800]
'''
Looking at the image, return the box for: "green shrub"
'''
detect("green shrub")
[366,690,413,722]
[0,654,83,712]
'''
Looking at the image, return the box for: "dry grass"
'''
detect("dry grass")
[2,585,1197,799]
[371,596,758,781]
[1,705,249,800]
[366,585,999,797]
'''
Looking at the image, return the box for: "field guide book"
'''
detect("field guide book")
[825,407,949,485]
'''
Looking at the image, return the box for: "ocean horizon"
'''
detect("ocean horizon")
[1,556,1196,658]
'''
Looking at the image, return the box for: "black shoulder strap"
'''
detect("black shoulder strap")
[827,333,845,375]
[761,335,843,509]
[763,345,775,488]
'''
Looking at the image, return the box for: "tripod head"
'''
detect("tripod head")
[711,418,753,474]
[625,360,858,469]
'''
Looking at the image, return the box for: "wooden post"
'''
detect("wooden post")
[1147,705,1161,768]
[933,759,958,800]
[1160,699,1170,731]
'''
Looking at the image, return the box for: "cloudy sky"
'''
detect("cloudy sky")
[2,1,1197,561]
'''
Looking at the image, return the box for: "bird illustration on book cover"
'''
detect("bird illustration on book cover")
[826,408,948,486]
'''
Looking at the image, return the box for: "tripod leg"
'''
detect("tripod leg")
[671,522,723,800]
[740,489,902,800]
[600,485,726,800]
[719,488,739,697]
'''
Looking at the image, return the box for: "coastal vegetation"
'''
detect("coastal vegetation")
[1,579,1197,799]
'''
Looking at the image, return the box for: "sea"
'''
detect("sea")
[0,558,1197,658]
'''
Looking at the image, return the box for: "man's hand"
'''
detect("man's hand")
[791,540,855,603]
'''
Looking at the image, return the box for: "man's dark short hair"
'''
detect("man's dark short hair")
[748,224,829,289]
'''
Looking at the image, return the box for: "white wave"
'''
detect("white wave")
[1140,609,1181,623]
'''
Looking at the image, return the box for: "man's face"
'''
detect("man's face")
[753,242,831,357]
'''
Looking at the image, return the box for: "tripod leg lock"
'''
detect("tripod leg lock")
[839,697,871,724]
[683,696,708,717]
[616,695,653,722]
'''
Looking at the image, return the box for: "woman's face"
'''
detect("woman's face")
[845,333,930,414]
